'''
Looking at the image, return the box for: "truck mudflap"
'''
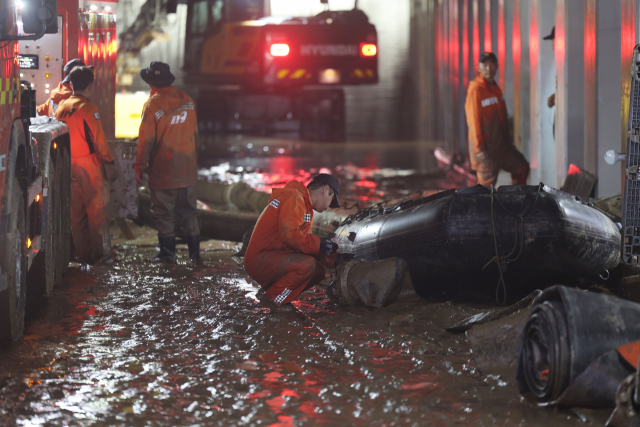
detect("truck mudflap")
[107,140,138,220]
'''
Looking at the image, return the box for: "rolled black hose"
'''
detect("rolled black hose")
[516,286,640,407]
[519,300,571,402]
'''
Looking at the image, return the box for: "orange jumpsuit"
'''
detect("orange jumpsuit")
[245,181,332,306]
[465,74,530,186]
[37,82,73,117]
[134,85,200,237]
[55,95,114,262]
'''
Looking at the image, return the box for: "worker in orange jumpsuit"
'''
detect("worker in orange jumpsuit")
[245,174,341,312]
[465,52,530,186]
[37,58,90,117]
[55,66,116,263]
[134,61,201,264]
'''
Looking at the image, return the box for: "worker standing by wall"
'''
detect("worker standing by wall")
[37,59,90,117]
[465,52,530,186]
[244,174,341,312]
[134,62,201,264]
[55,66,116,263]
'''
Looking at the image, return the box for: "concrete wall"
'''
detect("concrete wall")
[413,0,640,196]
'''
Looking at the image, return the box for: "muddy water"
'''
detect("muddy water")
[0,230,610,425]
[198,138,474,204]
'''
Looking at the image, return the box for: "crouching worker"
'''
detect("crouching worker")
[55,66,117,263]
[134,62,202,264]
[245,174,341,311]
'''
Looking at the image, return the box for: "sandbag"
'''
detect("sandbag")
[516,285,640,407]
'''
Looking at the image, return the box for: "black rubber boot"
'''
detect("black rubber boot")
[153,236,176,264]
[187,235,202,264]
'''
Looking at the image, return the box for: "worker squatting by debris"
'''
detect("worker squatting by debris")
[244,174,341,311]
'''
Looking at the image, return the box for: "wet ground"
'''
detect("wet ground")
[0,139,611,425]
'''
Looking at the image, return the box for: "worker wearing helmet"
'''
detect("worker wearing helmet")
[465,52,530,186]
[134,62,201,264]
[244,174,341,312]
[55,66,117,263]
[37,58,92,117]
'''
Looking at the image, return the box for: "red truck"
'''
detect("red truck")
[0,0,117,342]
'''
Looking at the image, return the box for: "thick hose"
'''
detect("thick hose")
[517,286,640,407]
[519,300,571,402]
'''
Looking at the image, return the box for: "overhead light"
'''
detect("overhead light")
[104,5,111,10]
[90,5,97,10]
[16,0,23,8]
[270,44,290,57]
[360,43,377,57]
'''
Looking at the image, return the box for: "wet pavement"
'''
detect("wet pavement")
[0,139,612,425]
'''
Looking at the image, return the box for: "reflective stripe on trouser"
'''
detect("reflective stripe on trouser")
[245,251,326,305]
[149,186,199,238]
[474,145,530,187]
[70,153,111,261]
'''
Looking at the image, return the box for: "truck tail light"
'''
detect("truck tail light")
[360,43,377,57]
[270,44,290,57]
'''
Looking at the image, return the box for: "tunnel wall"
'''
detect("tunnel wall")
[412,0,639,196]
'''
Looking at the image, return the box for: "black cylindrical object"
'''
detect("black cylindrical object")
[516,286,640,407]
[334,184,621,299]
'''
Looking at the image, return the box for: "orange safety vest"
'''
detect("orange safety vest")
[134,85,199,190]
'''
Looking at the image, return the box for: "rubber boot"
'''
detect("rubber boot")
[153,236,176,264]
[187,235,202,264]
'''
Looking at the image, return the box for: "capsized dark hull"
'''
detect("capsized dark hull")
[334,185,621,299]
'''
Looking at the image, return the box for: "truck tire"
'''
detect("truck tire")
[26,153,58,296]
[0,178,28,342]
[58,146,71,276]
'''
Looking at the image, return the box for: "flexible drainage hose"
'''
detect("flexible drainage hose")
[517,286,640,407]
[519,300,571,402]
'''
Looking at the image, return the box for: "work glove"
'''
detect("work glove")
[319,237,339,257]
[135,170,144,186]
